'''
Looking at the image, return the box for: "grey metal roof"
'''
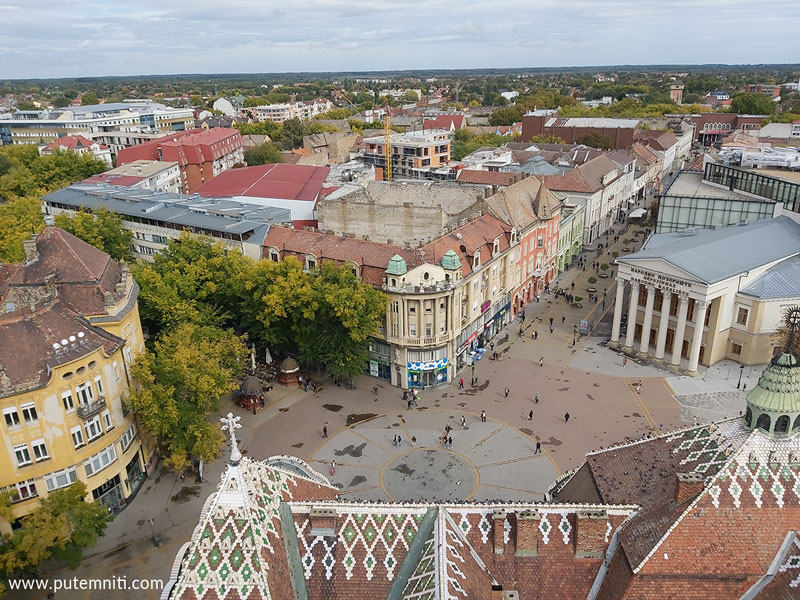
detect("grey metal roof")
[619,217,800,284]
[739,254,800,299]
[44,184,292,237]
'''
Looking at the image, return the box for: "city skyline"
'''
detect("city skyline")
[1,0,799,79]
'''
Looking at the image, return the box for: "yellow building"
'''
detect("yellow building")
[0,226,151,530]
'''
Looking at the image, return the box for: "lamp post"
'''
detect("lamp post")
[148,517,160,547]
[737,364,744,389]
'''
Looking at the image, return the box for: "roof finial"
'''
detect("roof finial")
[220,412,243,465]
[783,306,800,357]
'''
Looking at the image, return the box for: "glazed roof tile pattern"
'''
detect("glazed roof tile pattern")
[750,533,800,599]
[440,511,494,600]
[169,457,338,600]
[400,517,438,600]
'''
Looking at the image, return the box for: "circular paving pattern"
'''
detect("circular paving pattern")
[381,448,478,502]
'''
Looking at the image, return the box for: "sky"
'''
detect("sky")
[1,0,799,79]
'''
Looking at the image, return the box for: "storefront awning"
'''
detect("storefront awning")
[629,208,647,219]
[532,269,543,278]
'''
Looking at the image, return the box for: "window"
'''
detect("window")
[306,256,317,270]
[86,416,103,442]
[120,423,137,453]
[2,479,38,503]
[440,321,446,333]
[101,409,113,431]
[425,324,432,337]
[84,444,117,477]
[62,390,75,411]
[736,307,749,326]
[473,251,481,268]
[112,361,121,382]
[537,234,544,248]
[409,305,416,314]
[20,403,37,424]
[731,342,743,356]
[76,382,94,406]
[391,301,399,313]
[269,250,279,262]
[94,376,104,396]
[3,407,20,429]
[14,444,32,467]
[71,425,85,448]
[440,300,446,311]
[44,467,78,492]
[31,438,49,462]
[425,302,432,314]
[409,323,417,337]
[473,280,479,291]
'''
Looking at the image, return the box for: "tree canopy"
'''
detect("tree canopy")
[53,207,133,262]
[244,141,283,166]
[576,131,612,149]
[489,107,522,126]
[731,93,776,115]
[130,322,248,471]
[0,481,108,581]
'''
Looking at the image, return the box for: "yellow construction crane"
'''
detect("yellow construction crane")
[383,98,392,181]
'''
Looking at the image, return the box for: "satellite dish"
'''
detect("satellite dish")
[53,342,61,350]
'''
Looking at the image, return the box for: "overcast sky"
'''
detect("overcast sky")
[1,0,798,79]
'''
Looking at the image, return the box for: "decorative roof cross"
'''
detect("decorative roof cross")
[220,412,243,465]
[785,306,800,355]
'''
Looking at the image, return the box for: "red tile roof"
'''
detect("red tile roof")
[42,135,107,151]
[456,170,524,186]
[541,168,594,194]
[116,128,242,167]
[195,164,330,202]
[423,114,464,131]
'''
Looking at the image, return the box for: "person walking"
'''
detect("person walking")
[330,460,336,474]
[481,410,487,422]
[408,398,413,410]
[549,324,555,334]
[636,381,642,395]
[322,425,328,439]
[528,410,533,422]
[549,317,554,326]
[403,389,408,402]
[534,392,540,404]
[622,356,628,367]
[298,374,303,389]
[303,378,309,392]
[448,436,453,449]
[534,330,538,340]
[564,412,570,423]
[535,441,541,454]
[561,315,566,324]
[539,357,544,367]
[461,415,466,428]
[392,435,397,447]
[459,378,464,389]
[397,435,402,447]
[490,341,495,352]
[504,387,510,398]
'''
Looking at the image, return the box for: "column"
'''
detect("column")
[638,285,656,355]
[670,294,690,367]
[654,290,672,361]
[624,281,640,349]
[687,300,710,374]
[610,278,626,343]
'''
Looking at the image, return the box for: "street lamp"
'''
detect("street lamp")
[737,364,744,389]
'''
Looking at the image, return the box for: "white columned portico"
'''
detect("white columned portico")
[638,284,656,355]
[624,281,640,349]
[687,300,710,374]
[611,278,625,343]
[654,290,672,361]
[670,294,690,367]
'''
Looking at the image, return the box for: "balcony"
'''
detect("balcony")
[77,395,106,419]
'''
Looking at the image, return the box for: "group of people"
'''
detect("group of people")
[403,388,419,409]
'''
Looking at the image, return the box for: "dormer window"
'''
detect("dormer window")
[473,251,481,269]
[269,249,279,262]
[510,228,518,243]
[305,255,317,270]
[493,238,500,256]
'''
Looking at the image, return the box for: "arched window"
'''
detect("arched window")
[794,414,800,432]
[744,407,752,427]
[755,413,771,432]
[775,415,791,434]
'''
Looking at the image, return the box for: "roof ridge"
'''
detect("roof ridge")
[50,227,108,279]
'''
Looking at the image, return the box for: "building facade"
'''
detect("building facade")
[116,128,244,193]
[39,134,113,166]
[0,227,149,528]
[362,130,452,180]
[521,111,640,149]
[557,200,586,273]
[610,217,800,373]
[82,159,181,193]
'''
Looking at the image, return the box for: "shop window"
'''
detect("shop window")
[736,307,748,326]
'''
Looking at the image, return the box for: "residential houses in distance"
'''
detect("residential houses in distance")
[241,99,333,123]
[116,127,244,193]
[0,227,150,529]
[39,134,113,166]
[0,101,195,153]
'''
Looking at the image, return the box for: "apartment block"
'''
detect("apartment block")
[362,130,452,180]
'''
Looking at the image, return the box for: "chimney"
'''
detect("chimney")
[23,237,39,263]
[674,472,705,507]
[103,291,115,307]
[574,510,607,559]
[44,273,57,300]
[491,584,504,600]
[309,507,337,537]
[493,509,506,555]
[515,510,540,557]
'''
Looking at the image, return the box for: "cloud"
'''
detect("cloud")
[1,0,799,78]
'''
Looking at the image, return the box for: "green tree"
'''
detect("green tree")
[0,197,43,262]
[529,134,566,144]
[401,91,419,103]
[189,95,202,106]
[731,93,776,115]
[130,323,248,471]
[15,101,36,111]
[244,142,283,166]
[489,107,523,126]
[233,120,282,138]
[53,207,133,261]
[131,233,251,334]
[0,482,108,580]
[576,131,612,149]
[80,91,98,105]
[278,118,306,149]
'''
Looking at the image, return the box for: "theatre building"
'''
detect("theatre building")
[610,217,800,373]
